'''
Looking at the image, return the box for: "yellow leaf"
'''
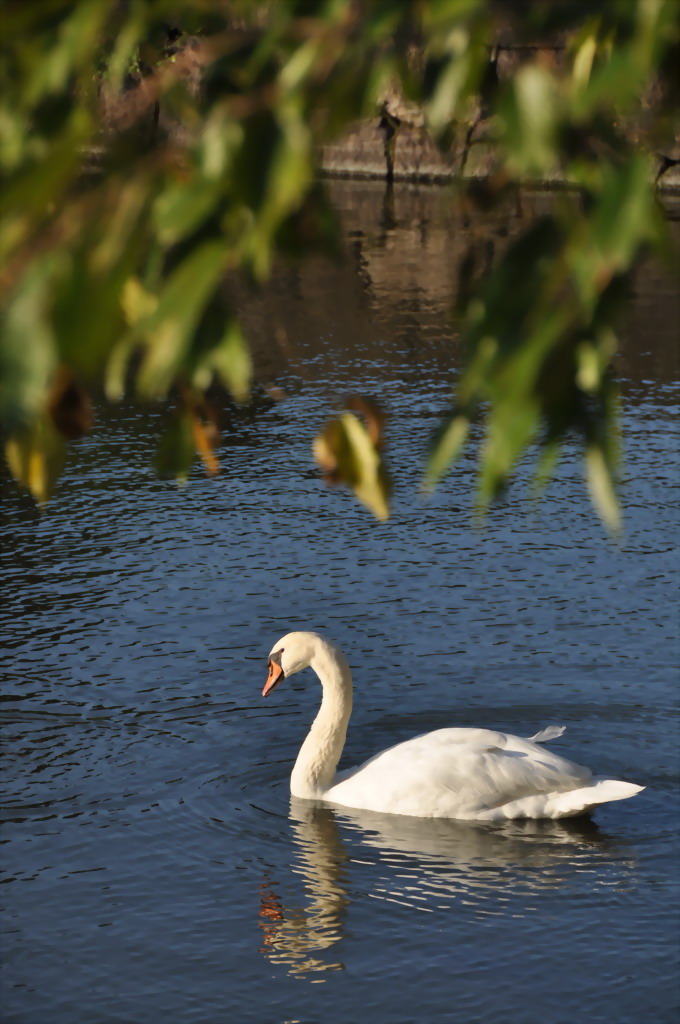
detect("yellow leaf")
[572,33,597,91]
[586,442,622,536]
[5,416,65,504]
[313,410,390,521]
[121,276,157,325]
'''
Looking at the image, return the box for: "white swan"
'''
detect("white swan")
[263,631,644,821]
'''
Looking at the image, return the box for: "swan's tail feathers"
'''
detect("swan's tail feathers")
[527,725,566,743]
[547,779,644,818]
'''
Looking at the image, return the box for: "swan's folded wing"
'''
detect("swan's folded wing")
[327,728,592,818]
[527,725,566,743]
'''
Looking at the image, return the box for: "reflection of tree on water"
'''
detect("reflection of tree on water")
[258,799,636,978]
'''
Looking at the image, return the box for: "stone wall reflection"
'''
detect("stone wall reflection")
[227,181,679,400]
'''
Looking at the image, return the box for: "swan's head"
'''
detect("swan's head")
[263,631,325,697]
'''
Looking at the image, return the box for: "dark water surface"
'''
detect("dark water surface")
[2,183,679,1024]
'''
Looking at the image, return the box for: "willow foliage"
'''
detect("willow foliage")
[1,0,678,528]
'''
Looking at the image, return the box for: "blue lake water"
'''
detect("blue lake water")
[1,182,679,1023]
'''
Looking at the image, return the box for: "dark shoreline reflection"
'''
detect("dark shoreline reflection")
[230,182,679,402]
[257,798,637,979]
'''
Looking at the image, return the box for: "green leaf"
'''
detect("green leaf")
[567,156,661,307]
[193,319,252,403]
[154,411,195,481]
[478,398,540,506]
[421,0,484,31]
[280,39,321,92]
[0,114,91,250]
[0,259,58,430]
[153,178,223,246]
[90,177,152,273]
[531,436,562,498]
[501,65,559,178]
[0,103,29,173]
[25,1,108,105]
[424,414,470,490]
[571,31,597,92]
[592,156,657,271]
[200,111,243,180]
[104,3,147,93]
[576,329,617,394]
[104,333,137,401]
[425,32,472,135]
[121,276,158,325]
[586,440,621,536]
[137,242,227,399]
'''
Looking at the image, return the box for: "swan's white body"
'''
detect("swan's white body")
[263,632,643,822]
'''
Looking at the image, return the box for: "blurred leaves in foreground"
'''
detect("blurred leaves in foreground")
[0,0,678,528]
[314,396,390,521]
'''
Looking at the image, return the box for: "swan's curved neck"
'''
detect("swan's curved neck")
[290,643,353,799]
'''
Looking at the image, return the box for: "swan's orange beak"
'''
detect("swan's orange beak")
[263,660,285,697]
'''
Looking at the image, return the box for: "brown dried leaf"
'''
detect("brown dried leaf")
[344,395,385,449]
[191,410,220,476]
[48,366,93,439]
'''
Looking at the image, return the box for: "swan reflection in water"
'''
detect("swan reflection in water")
[258,798,637,978]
